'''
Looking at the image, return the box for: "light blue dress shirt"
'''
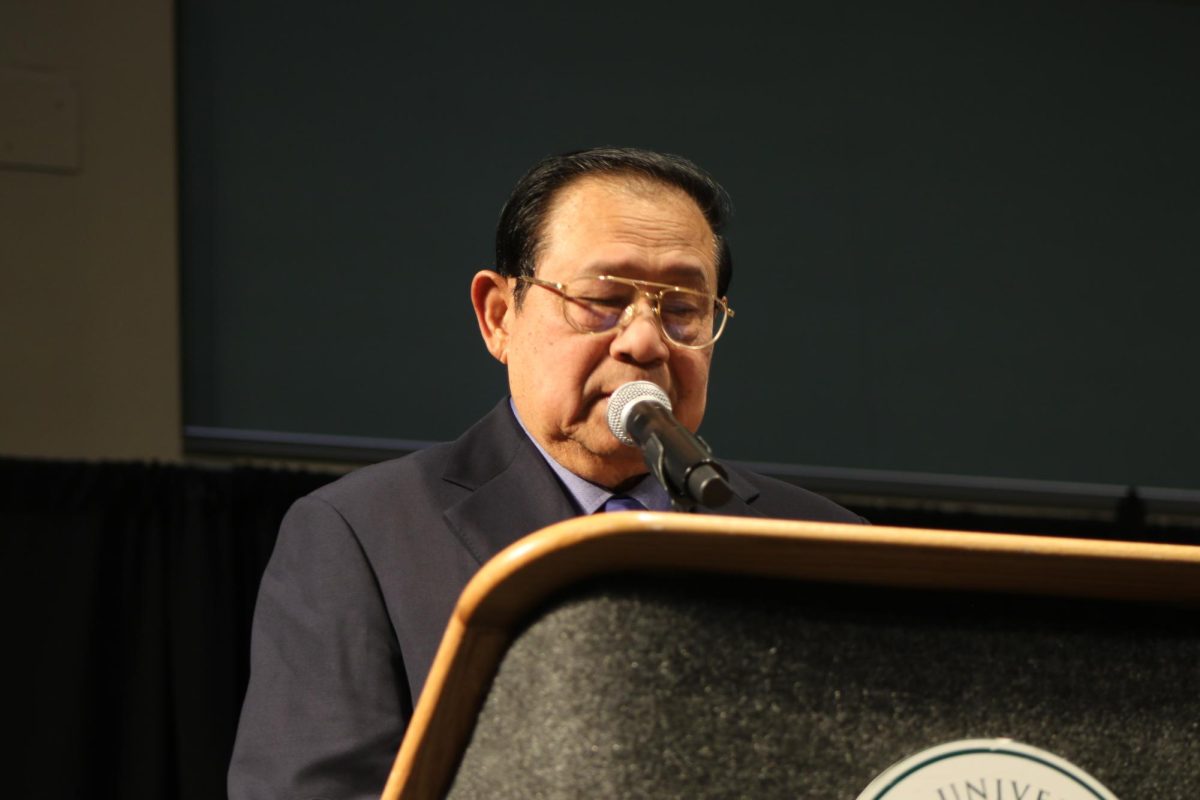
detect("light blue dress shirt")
[509,399,672,514]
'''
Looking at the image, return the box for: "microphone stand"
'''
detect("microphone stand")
[637,427,740,514]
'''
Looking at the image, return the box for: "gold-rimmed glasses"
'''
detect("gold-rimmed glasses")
[518,274,734,349]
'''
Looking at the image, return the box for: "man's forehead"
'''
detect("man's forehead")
[537,174,719,281]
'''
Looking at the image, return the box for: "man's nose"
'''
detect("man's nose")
[610,299,670,365]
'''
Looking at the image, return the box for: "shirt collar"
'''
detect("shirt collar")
[509,398,672,514]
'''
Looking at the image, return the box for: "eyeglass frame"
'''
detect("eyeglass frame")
[517,274,735,350]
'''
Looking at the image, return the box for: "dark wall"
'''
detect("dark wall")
[180,0,1200,492]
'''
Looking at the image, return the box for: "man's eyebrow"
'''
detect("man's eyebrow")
[577,262,714,290]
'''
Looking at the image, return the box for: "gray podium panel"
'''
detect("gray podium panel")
[449,576,1198,799]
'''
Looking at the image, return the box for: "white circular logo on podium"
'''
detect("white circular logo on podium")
[856,739,1119,800]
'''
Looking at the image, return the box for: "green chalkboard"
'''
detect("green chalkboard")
[179,0,1200,492]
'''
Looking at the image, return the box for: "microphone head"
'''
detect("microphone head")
[607,380,672,446]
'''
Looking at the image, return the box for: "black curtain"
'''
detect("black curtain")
[2,458,333,799]
[4,457,1196,798]
[861,497,1199,545]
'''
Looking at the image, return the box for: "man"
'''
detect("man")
[228,147,862,799]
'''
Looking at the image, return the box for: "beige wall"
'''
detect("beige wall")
[0,0,181,461]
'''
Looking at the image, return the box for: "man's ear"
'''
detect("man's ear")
[470,270,515,364]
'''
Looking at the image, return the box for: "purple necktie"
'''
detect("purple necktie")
[601,495,644,513]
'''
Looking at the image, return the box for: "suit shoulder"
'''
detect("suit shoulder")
[731,463,866,524]
[305,442,455,514]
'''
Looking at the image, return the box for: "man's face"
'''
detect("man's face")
[477,174,720,488]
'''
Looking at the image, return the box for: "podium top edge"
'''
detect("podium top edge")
[459,515,1200,626]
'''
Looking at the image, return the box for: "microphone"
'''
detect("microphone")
[606,380,733,510]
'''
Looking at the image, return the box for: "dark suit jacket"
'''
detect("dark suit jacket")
[228,400,863,799]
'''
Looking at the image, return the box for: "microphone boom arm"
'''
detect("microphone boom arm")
[624,400,734,512]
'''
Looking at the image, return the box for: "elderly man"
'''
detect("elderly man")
[228,147,862,798]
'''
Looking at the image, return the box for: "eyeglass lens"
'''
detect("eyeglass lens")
[561,277,724,346]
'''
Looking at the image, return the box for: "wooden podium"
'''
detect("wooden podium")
[381,514,1200,799]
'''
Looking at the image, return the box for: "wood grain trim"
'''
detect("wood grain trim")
[381,516,1200,799]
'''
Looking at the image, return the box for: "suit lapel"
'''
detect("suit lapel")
[441,400,769,562]
[441,401,577,566]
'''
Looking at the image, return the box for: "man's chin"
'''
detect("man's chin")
[583,441,640,466]
[567,431,644,479]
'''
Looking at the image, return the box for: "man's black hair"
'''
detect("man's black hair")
[495,146,733,304]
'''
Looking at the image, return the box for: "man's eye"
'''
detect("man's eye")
[663,296,708,316]
[578,294,629,308]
